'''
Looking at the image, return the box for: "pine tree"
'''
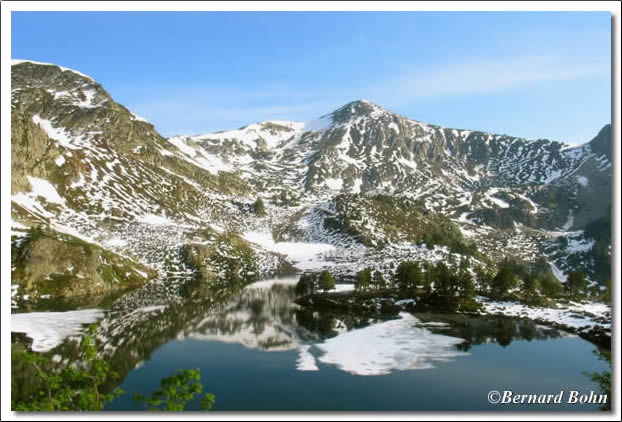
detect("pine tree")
[457,259,475,298]
[491,265,517,298]
[538,273,563,298]
[434,261,456,296]
[520,274,540,300]
[355,268,372,292]
[395,261,422,291]
[318,270,336,292]
[252,198,266,216]
[295,273,315,296]
[566,270,588,298]
[372,270,386,290]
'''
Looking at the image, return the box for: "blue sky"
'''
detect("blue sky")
[12,11,611,144]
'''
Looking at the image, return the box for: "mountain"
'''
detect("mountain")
[176,99,611,229]
[10,60,612,307]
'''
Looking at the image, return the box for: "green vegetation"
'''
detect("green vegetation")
[351,259,482,313]
[394,261,422,292]
[537,273,564,299]
[12,325,122,410]
[415,260,481,313]
[180,231,258,291]
[293,270,343,296]
[318,270,336,292]
[584,214,611,285]
[478,256,556,302]
[520,274,540,302]
[252,197,266,217]
[12,325,215,411]
[296,249,604,317]
[271,189,300,207]
[134,369,215,411]
[566,270,588,299]
[295,271,337,294]
[584,349,611,411]
[490,266,518,299]
[354,267,372,292]
[474,255,604,305]
[11,226,153,306]
[295,273,316,296]
[323,194,480,257]
[372,270,387,290]
[456,258,476,299]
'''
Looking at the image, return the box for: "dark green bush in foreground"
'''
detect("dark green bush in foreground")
[12,324,214,411]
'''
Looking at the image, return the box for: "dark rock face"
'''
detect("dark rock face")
[588,124,612,160]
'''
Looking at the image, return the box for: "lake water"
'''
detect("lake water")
[103,277,609,411]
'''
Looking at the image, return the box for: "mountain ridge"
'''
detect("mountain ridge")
[10,59,612,309]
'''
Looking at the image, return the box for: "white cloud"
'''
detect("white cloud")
[125,54,608,137]
[374,55,608,102]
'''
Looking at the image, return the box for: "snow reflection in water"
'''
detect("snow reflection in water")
[186,277,468,376]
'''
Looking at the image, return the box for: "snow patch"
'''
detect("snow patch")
[548,261,568,282]
[324,178,343,191]
[303,115,333,132]
[167,136,197,157]
[478,297,610,331]
[136,213,176,226]
[544,170,562,185]
[243,231,336,270]
[12,59,94,81]
[130,112,149,123]
[27,176,65,204]
[32,115,79,150]
[11,309,105,352]
[329,284,356,293]
[13,177,66,212]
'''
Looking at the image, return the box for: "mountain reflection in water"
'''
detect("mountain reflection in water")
[177,278,574,376]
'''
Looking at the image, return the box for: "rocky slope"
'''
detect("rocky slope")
[10,60,612,309]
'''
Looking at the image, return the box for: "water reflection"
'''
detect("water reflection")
[180,279,582,376]
[413,313,577,351]
[184,283,301,351]
[40,277,580,389]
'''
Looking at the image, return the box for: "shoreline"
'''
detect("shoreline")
[295,289,612,349]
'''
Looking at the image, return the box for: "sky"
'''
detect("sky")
[11,11,611,144]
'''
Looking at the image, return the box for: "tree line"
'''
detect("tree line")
[295,255,606,306]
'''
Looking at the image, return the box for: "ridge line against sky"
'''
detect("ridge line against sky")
[11,11,611,144]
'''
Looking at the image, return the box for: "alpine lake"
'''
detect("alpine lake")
[75,276,613,412]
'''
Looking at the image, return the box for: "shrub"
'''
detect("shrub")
[134,369,215,411]
[538,273,564,298]
[318,270,336,292]
[252,198,266,216]
[12,325,122,411]
[295,273,315,296]
[12,325,215,412]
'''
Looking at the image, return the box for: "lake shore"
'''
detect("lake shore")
[295,288,611,349]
